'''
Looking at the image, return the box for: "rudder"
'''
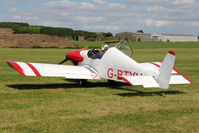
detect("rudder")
[157,51,176,89]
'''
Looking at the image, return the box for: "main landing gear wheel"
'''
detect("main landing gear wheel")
[77,79,87,87]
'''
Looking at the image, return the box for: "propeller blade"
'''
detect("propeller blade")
[81,46,88,50]
[58,58,68,64]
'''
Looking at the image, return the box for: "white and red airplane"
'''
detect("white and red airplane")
[7,41,191,89]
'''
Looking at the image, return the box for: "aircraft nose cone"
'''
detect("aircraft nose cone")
[66,50,84,62]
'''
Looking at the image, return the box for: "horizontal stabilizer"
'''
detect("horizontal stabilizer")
[121,76,159,88]
[170,75,192,84]
[121,75,192,88]
[140,62,179,74]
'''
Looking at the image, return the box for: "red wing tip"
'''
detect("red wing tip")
[7,61,14,67]
[168,51,176,55]
[7,61,25,76]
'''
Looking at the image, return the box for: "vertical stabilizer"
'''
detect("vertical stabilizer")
[157,51,176,89]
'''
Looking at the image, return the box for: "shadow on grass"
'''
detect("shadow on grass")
[7,83,77,90]
[7,79,130,90]
[114,89,184,97]
[107,84,185,97]
[7,82,184,97]
[7,81,110,90]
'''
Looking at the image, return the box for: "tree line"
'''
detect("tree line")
[0,22,113,40]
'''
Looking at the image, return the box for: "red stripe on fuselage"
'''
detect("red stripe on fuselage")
[150,62,160,68]
[26,63,41,76]
[120,76,133,86]
[7,61,25,76]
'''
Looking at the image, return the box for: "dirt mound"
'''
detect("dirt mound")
[0,28,78,48]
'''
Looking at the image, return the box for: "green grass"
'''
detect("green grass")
[72,41,199,49]
[0,42,199,132]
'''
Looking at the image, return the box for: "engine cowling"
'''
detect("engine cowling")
[66,50,84,65]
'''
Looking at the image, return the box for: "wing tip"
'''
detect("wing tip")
[7,61,25,76]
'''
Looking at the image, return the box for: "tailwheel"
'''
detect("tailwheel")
[77,79,87,87]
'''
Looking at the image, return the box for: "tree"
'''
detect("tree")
[103,32,113,37]
[0,22,113,41]
[137,30,144,33]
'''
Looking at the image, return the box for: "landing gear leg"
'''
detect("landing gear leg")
[77,79,87,87]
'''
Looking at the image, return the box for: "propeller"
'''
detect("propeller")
[58,46,88,64]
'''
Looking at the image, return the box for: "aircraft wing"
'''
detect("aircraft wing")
[7,61,100,80]
[140,62,179,74]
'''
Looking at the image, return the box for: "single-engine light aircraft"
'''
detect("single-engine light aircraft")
[8,41,191,89]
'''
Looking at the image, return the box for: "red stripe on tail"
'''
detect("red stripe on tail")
[26,63,41,76]
[153,62,179,73]
[173,67,180,73]
[7,61,25,76]
[168,51,176,55]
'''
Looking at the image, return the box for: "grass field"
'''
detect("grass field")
[73,41,199,49]
[0,42,199,132]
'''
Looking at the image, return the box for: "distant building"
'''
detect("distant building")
[74,36,85,41]
[115,32,152,42]
[151,33,198,42]
[116,32,198,42]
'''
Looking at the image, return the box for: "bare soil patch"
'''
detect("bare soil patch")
[0,28,78,48]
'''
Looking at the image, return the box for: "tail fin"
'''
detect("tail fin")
[157,51,176,89]
[121,51,191,89]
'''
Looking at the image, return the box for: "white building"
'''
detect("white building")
[151,33,198,42]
